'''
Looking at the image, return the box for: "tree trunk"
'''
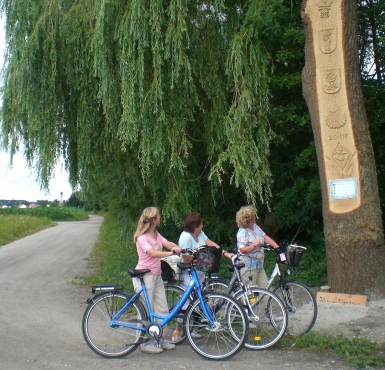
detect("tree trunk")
[301,0,385,300]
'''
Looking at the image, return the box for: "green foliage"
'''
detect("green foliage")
[0,214,53,245]
[3,200,29,208]
[0,207,89,221]
[358,0,385,227]
[358,0,385,82]
[257,0,323,245]
[36,199,51,207]
[1,0,384,258]
[0,0,275,227]
[66,191,84,208]
[362,79,385,224]
[281,332,385,369]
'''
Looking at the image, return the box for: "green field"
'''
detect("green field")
[0,207,89,246]
[0,206,89,221]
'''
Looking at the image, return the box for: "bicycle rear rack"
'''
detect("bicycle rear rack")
[91,285,124,293]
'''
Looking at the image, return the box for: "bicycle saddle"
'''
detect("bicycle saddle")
[127,268,151,278]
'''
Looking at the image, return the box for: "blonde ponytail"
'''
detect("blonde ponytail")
[133,206,160,241]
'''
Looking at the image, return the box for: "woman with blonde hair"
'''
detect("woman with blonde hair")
[236,205,280,289]
[133,206,181,354]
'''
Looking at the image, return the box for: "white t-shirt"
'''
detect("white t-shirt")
[178,230,208,250]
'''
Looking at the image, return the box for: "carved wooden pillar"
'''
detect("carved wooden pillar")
[302,0,360,213]
[302,0,385,299]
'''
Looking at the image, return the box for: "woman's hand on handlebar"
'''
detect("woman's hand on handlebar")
[171,246,182,254]
[222,249,234,259]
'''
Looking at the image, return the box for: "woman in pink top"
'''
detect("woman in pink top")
[133,206,181,354]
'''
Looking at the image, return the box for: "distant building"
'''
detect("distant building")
[18,204,27,208]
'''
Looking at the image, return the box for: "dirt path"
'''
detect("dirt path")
[0,215,378,369]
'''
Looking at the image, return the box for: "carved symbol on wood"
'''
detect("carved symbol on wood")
[327,142,356,177]
[316,0,333,18]
[323,68,341,94]
[319,28,337,54]
[325,101,346,129]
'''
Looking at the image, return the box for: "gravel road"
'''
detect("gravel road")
[0,215,382,370]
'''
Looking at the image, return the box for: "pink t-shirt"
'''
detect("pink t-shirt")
[135,232,168,276]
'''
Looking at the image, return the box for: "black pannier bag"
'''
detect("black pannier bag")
[161,260,176,281]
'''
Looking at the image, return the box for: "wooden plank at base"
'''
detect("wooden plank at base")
[316,292,367,307]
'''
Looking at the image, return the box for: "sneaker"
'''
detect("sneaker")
[141,342,163,354]
[161,341,176,350]
[264,312,283,322]
[191,330,204,339]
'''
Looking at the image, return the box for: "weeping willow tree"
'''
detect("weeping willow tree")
[0,0,275,227]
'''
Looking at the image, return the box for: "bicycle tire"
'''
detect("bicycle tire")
[82,291,147,358]
[203,280,230,294]
[273,280,317,336]
[184,292,248,360]
[163,284,186,344]
[234,287,288,350]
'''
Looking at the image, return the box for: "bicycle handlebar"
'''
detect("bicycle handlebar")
[230,253,240,264]
[264,244,307,251]
[179,245,219,255]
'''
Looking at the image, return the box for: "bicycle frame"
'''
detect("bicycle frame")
[265,261,282,290]
[109,268,216,331]
[219,255,264,320]
[237,243,302,291]
[264,246,306,313]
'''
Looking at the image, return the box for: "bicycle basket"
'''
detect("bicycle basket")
[195,245,222,273]
[161,260,176,281]
[278,244,306,267]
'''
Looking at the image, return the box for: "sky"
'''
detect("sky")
[0,16,73,202]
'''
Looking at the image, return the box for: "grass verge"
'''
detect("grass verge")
[0,207,90,246]
[279,332,385,369]
[78,213,137,291]
[0,214,54,246]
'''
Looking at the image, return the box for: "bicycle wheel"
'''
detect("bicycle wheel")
[82,291,147,358]
[163,284,186,344]
[273,280,317,336]
[234,287,287,350]
[184,292,248,360]
[203,280,229,294]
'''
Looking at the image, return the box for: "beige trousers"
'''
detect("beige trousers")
[132,274,169,323]
[239,267,268,289]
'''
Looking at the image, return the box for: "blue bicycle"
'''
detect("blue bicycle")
[82,249,249,360]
